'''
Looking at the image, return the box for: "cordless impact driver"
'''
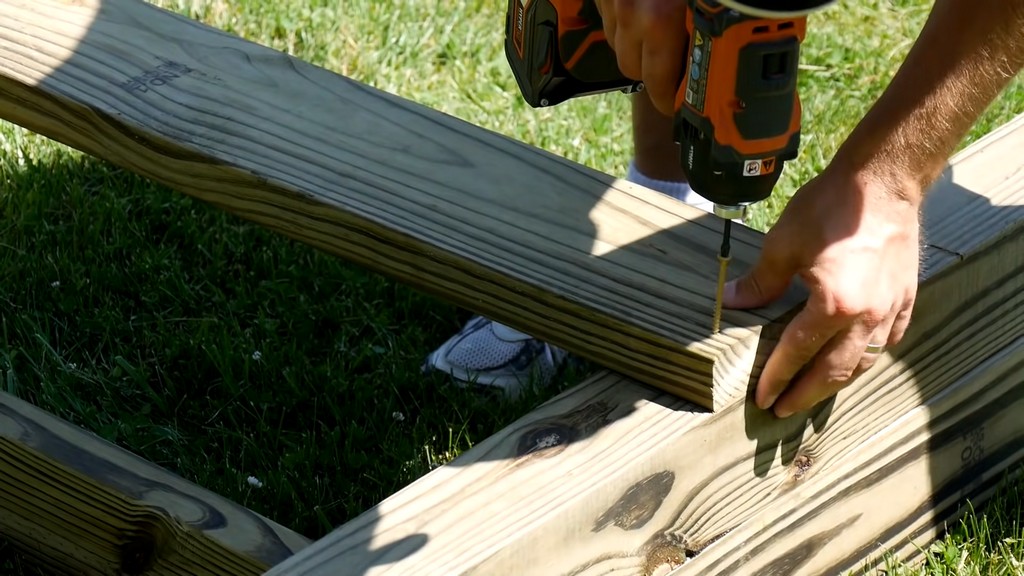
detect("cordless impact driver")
[504,0,835,332]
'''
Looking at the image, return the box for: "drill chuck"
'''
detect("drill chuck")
[713,204,747,221]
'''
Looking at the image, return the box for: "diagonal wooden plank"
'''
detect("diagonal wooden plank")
[263,114,1024,575]
[2,0,1022,572]
[675,335,1024,576]
[0,391,310,576]
[0,0,804,409]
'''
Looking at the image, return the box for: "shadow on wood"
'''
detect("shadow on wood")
[0,391,312,575]
[263,118,1024,574]
[259,121,1024,574]
[0,0,809,412]
[0,0,1022,574]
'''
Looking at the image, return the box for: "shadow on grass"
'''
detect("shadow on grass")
[0,121,600,574]
[1,1,1023,574]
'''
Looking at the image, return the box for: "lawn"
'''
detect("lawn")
[1,0,1023,574]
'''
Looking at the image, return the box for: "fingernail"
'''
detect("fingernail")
[721,280,737,307]
[757,392,778,411]
[774,406,793,419]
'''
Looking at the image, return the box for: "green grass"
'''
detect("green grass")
[851,470,1024,576]
[1,0,1022,573]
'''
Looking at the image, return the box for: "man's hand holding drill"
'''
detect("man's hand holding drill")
[598,0,1024,417]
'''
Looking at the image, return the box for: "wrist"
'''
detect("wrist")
[828,144,927,211]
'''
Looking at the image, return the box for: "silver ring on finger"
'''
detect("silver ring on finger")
[865,342,886,354]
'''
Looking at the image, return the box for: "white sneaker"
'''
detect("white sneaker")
[424,165,717,393]
[423,315,567,397]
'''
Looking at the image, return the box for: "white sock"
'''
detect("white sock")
[625,159,715,214]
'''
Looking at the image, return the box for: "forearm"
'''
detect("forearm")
[834,0,1024,203]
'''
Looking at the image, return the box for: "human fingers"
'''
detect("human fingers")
[721,236,795,310]
[855,304,899,373]
[770,310,883,418]
[596,0,618,54]
[754,301,844,411]
[856,289,916,375]
[888,293,916,345]
[639,6,687,114]
[609,1,643,80]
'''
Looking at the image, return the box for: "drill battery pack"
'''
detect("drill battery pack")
[504,0,642,107]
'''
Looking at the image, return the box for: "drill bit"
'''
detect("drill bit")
[712,218,732,334]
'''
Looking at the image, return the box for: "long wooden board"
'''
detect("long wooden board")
[3,1,1022,573]
[0,0,805,409]
[676,335,1024,576]
[264,114,1024,575]
[0,391,310,575]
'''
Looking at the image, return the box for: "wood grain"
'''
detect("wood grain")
[2,1,1022,573]
[265,113,1024,576]
[0,0,808,409]
[0,391,310,576]
[677,336,1024,576]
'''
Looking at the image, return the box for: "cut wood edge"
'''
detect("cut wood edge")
[262,112,1024,575]
[0,391,310,576]
[0,2,1015,569]
[0,0,801,410]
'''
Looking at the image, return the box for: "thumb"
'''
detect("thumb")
[721,250,795,310]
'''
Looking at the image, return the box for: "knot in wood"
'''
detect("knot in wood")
[594,471,674,532]
[790,453,814,482]
[514,401,615,461]
[642,541,687,576]
[119,515,169,574]
[120,531,158,575]
[515,424,573,459]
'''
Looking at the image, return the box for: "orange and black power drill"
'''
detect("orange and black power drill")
[505,0,835,330]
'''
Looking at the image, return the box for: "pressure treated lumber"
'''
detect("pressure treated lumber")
[676,336,1024,576]
[265,114,1024,576]
[0,0,800,410]
[0,392,310,575]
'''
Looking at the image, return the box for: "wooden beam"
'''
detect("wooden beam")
[674,335,1024,575]
[264,114,1024,575]
[0,0,805,409]
[2,0,1022,572]
[0,391,310,576]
